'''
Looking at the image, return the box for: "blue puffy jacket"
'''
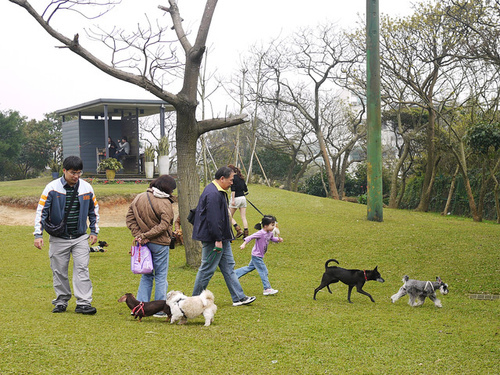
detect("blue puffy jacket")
[34,177,99,239]
[192,181,234,242]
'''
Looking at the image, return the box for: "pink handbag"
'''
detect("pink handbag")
[130,241,153,274]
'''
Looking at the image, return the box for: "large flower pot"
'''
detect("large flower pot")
[145,161,154,179]
[105,169,116,180]
[51,172,59,179]
[158,155,170,175]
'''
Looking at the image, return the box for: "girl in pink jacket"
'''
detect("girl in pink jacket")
[235,215,283,295]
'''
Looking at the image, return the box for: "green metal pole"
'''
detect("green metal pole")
[366,0,383,222]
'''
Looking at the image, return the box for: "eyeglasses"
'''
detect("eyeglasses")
[67,170,83,176]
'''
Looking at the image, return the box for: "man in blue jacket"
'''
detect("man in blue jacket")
[34,156,99,315]
[192,166,255,306]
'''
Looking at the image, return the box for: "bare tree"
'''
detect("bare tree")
[377,2,467,212]
[9,0,247,266]
[250,25,363,199]
[256,105,319,191]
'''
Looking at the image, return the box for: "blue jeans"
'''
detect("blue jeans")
[235,255,271,290]
[137,242,169,302]
[192,240,246,303]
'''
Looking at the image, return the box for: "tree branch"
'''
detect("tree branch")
[198,115,248,136]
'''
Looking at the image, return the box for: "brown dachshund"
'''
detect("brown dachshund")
[118,293,171,322]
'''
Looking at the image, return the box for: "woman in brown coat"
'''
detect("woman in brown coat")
[126,175,176,306]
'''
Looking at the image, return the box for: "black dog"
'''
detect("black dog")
[313,259,385,303]
[90,240,108,252]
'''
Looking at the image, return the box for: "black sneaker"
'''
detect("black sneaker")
[52,305,67,313]
[75,305,97,315]
[232,296,256,306]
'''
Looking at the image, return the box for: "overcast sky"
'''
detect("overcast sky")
[0,0,415,121]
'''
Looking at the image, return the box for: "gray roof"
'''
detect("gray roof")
[56,98,175,118]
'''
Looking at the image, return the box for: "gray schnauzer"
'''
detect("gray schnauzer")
[391,275,449,308]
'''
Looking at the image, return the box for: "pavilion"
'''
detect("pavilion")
[56,98,175,174]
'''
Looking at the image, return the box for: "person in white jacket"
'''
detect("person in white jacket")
[34,156,99,315]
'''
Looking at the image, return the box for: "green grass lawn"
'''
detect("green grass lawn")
[0,182,498,374]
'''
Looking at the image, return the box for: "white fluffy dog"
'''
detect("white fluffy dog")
[166,290,217,326]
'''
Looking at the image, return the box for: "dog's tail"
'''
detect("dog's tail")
[325,259,339,268]
[200,290,215,306]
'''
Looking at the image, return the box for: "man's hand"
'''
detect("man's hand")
[89,234,98,246]
[34,238,44,249]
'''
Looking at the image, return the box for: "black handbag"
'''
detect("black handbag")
[44,182,79,237]
[187,208,196,225]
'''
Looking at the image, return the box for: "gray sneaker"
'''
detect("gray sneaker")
[52,305,67,313]
[75,305,97,315]
[232,296,256,306]
[153,311,169,318]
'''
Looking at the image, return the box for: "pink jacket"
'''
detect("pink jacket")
[243,229,280,258]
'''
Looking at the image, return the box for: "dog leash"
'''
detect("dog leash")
[246,197,265,217]
[206,246,223,264]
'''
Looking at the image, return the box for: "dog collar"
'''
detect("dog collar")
[363,270,368,281]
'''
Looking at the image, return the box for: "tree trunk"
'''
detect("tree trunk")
[454,142,480,222]
[388,139,409,208]
[477,160,491,221]
[396,172,407,208]
[442,164,459,215]
[338,149,351,200]
[317,127,339,199]
[416,107,436,212]
[176,109,202,267]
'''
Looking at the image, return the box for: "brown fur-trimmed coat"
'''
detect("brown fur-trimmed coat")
[126,188,175,245]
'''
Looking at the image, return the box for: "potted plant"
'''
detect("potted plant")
[156,136,170,175]
[144,145,156,179]
[97,158,123,180]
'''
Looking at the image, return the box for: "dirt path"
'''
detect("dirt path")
[0,203,131,227]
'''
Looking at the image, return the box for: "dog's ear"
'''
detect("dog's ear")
[436,276,441,282]
[374,266,378,271]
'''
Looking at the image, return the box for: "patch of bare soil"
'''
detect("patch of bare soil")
[1,193,179,228]
[1,200,180,228]
[0,203,130,227]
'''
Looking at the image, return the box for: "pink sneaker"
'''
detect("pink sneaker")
[263,288,278,295]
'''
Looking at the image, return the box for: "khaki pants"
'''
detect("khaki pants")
[49,234,93,307]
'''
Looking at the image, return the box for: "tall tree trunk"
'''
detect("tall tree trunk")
[489,159,500,223]
[317,127,339,199]
[416,107,436,212]
[176,109,202,267]
[454,142,480,222]
[477,160,494,222]
[442,164,459,216]
[389,139,409,208]
[338,149,351,200]
[492,177,500,224]
[396,172,407,208]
